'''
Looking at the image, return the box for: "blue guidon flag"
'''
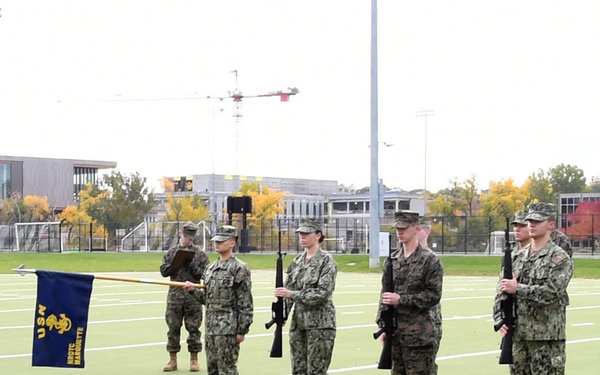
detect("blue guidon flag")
[32,270,94,368]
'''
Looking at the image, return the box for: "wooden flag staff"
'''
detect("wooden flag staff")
[12,264,205,289]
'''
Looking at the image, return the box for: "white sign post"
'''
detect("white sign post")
[379,232,390,257]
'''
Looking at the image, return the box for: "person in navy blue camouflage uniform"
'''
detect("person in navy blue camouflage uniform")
[184,225,254,375]
[274,218,337,375]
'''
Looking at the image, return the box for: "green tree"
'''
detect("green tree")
[548,163,587,196]
[428,193,455,217]
[450,174,479,216]
[523,169,554,204]
[589,180,600,193]
[88,171,155,235]
[0,193,25,223]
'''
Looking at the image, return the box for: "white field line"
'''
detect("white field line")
[4,298,600,316]
[321,337,600,374]
[3,288,599,303]
[2,333,600,368]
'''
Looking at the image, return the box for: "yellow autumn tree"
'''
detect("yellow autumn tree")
[23,195,51,222]
[479,178,528,228]
[236,182,288,250]
[56,205,107,250]
[161,177,210,222]
[78,181,110,214]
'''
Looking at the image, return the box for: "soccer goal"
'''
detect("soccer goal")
[120,221,210,252]
[14,222,63,252]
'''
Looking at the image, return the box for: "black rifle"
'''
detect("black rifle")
[265,223,287,358]
[373,235,396,370]
[493,217,515,364]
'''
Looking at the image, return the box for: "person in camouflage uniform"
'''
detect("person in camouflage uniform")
[274,218,337,375]
[493,202,573,375]
[159,221,210,372]
[526,203,573,257]
[377,210,444,375]
[512,210,531,250]
[185,225,253,375]
[550,229,573,258]
[416,216,443,375]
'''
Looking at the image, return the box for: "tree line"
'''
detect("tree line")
[1,163,599,241]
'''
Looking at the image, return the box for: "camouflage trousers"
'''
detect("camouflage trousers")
[165,301,203,353]
[510,340,566,375]
[430,323,442,375]
[289,328,336,375]
[205,335,240,375]
[391,343,435,375]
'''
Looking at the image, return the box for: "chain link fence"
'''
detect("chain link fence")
[1,214,598,255]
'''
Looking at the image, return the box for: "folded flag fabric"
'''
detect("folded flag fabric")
[32,270,94,368]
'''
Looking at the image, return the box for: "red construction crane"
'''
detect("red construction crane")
[218,70,299,170]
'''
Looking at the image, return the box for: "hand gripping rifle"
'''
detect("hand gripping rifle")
[265,223,287,358]
[373,235,396,370]
[493,217,516,364]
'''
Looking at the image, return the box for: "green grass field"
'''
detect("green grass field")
[2,252,600,278]
[1,253,599,374]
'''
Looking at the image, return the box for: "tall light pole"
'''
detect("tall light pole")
[416,110,434,216]
[211,106,224,231]
[369,0,380,268]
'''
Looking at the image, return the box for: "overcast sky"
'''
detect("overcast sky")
[1,1,598,193]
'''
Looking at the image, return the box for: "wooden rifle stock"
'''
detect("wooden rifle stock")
[265,223,287,358]
[494,217,515,364]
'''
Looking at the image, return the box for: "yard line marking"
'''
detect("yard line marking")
[568,305,600,311]
[327,364,377,373]
[2,332,600,362]
[572,323,595,327]
[446,314,491,320]
[0,307,31,313]
[569,337,600,344]
[442,296,492,301]
[0,296,34,302]
[321,337,600,373]
[0,316,164,330]
[438,349,500,360]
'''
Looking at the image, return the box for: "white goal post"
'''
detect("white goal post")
[120,221,210,252]
[14,222,107,252]
[14,222,62,252]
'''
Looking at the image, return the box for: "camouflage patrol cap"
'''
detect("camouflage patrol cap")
[526,202,557,222]
[295,218,322,233]
[182,221,198,240]
[419,216,431,226]
[511,210,528,225]
[211,225,238,242]
[392,210,420,229]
